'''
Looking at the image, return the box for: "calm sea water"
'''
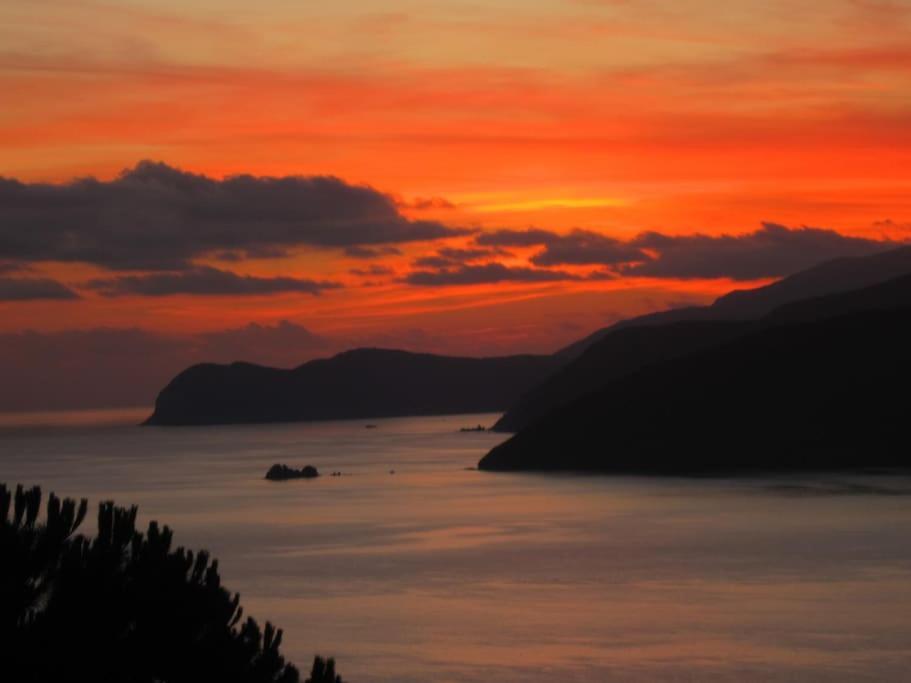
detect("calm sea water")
[2,408,911,682]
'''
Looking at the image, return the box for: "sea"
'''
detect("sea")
[2,408,911,682]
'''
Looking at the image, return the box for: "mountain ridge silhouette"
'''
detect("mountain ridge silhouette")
[479,273,911,472]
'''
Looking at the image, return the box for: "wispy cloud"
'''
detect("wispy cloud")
[473,223,897,280]
[85,266,341,297]
[405,263,579,286]
[0,277,79,301]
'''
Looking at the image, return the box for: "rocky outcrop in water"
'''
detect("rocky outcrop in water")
[265,464,319,481]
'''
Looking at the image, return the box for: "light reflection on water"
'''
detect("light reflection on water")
[2,410,911,681]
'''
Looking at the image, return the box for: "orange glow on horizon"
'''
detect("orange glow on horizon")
[1,0,910,358]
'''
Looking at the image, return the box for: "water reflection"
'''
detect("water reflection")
[1,411,910,681]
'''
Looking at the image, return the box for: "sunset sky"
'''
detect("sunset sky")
[2,0,910,409]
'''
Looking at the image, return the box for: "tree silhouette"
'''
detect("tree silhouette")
[307,656,343,683]
[0,483,343,683]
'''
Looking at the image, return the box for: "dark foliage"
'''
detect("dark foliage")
[0,484,342,683]
[307,656,342,683]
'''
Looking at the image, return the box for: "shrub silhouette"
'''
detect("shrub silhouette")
[0,483,343,683]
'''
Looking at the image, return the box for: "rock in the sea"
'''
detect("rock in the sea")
[265,464,319,481]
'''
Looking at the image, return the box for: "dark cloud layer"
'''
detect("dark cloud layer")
[0,162,467,271]
[412,255,458,269]
[412,246,513,269]
[625,223,892,279]
[0,277,80,301]
[439,246,512,261]
[213,246,290,262]
[0,261,28,274]
[86,266,341,297]
[473,223,895,280]
[530,230,648,266]
[344,245,403,259]
[405,263,578,286]
[475,228,563,247]
[3,161,886,294]
[476,228,647,267]
[349,264,394,277]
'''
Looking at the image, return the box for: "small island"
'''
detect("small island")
[265,464,320,481]
[460,425,487,432]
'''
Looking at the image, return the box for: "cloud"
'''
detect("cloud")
[404,263,578,286]
[476,227,648,266]
[197,321,333,365]
[0,277,80,301]
[344,245,403,259]
[412,255,458,269]
[438,246,511,261]
[213,246,290,262]
[0,262,29,274]
[472,223,896,281]
[412,246,513,269]
[475,228,563,247]
[0,161,468,271]
[349,264,394,277]
[396,196,457,210]
[624,223,893,280]
[85,266,341,297]
[529,229,649,266]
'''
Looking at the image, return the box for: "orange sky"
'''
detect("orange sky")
[1,0,911,377]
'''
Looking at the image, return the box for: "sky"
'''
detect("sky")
[1,0,910,409]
